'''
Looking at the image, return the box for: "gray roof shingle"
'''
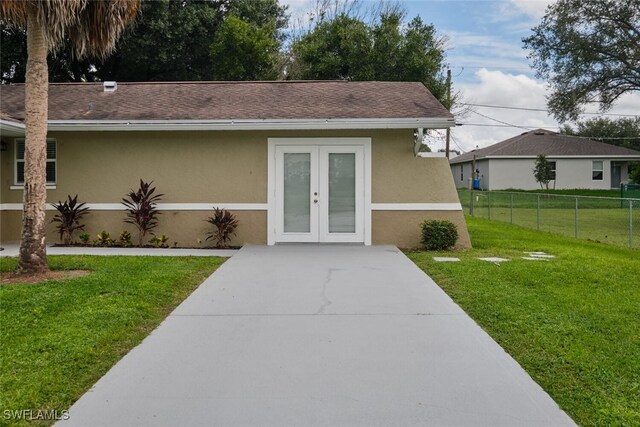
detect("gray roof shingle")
[450,129,640,163]
[0,80,452,121]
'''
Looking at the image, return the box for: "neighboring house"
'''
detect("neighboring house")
[450,129,640,190]
[0,81,470,248]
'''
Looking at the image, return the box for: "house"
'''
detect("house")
[450,129,640,190]
[0,81,470,248]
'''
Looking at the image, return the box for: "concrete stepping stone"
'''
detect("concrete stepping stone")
[524,251,555,259]
[522,257,549,261]
[478,257,510,263]
[433,257,460,262]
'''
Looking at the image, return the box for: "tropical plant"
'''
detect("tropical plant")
[50,195,90,245]
[79,233,90,245]
[149,234,169,248]
[0,0,140,273]
[205,207,239,248]
[119,230,133,247]
[122,179,163,247]
[420,220,458,251]
[96,231,114,247]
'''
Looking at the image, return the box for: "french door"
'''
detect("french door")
[274,144,364,243]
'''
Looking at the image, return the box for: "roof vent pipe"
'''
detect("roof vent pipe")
[103,81,117,92]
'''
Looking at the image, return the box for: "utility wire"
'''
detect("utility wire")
[462,103,638,117]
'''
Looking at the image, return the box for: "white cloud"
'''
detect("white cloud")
[428,68,640,154]
[509,0,555,19]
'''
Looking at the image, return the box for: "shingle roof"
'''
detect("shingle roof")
[450,129,640,164]
[0,81,452,121]
[0,110,23,124]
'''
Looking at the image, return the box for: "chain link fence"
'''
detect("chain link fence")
[458,189,639,248]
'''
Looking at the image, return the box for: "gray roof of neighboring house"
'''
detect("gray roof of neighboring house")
[0,81,453,121]
[450,129,640,164]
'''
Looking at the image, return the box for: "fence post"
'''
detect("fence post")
[575,197,579,239]
[488,191,491,220]
[630,200,634,248]
[469,189,474,216]
[510,193,513,224]
[537,194,541,231]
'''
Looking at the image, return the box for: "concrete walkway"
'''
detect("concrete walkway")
[59,245,574,426]
[0,243,237,258]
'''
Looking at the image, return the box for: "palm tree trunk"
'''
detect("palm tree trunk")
[18,10,49,274]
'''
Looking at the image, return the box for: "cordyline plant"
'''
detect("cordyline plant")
[51,195,90,245]
[205,207,239,248]
[122,180,163,247]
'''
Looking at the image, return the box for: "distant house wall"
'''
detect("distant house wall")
[451,159,490,190]
[453,158,628,190]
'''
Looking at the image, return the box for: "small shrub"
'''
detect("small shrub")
[119,230,132,247]
[122,179,163,247]
[420,220,458,251]
[149,234,169,248]
[96,231,114,247]
[205,207,239,248]
[51,195,90,245]
[79,233,90,245]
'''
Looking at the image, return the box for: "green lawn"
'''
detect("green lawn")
[407,217,640,426]
[457,189,639,248]
[0,256,224,426]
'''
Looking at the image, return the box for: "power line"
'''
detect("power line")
[462,103,638,117]
[457,123,638,140]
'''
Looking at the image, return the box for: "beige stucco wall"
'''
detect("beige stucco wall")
[373,210,471,249]
[1,129,470,248]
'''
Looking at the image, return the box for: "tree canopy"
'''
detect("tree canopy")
[1,0,289,83]
[289,9,448,103]
[533,154,555,190]
[523,0,640,122]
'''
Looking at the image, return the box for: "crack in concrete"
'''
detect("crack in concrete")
[315,268,340,314]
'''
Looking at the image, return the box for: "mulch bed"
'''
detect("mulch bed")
[1,270,90,285]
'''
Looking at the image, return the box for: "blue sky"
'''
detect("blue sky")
[284,0,639,152]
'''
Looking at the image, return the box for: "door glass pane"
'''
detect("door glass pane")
[329,153,355,233]
[284,153,311,232]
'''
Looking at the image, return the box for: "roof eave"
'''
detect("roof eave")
[47,117,456,131]
[0,118,26,136]
[451,154,640,163]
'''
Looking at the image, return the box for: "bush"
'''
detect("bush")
[51,195,90,245]
[420,220,458,250]
[205,207,239,248]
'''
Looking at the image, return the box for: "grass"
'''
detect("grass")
[0,255,224,426]
[407,217,640,426]
[456,189,640,248]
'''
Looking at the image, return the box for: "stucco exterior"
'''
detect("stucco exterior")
[451,157,633,190]
[1,129,470,248]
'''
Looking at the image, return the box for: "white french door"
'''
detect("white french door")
[274,144,364,243]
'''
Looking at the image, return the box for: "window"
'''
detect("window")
[460,165,464,181]
[549,161,556,180]
[15,139,57,185]
[592,161,603,181]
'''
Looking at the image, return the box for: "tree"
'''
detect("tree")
[524,0,640,122]
[1,0,289,83]
[1,0,139,273]
[209,15,280,80]
[288,8,448,103]
[561,117,640,183]
[533,154,554,190]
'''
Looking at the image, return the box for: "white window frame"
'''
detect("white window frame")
[13,139,57,188]
[549,161,557,181]
[460,165,464,181]
[592,160,603,181]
